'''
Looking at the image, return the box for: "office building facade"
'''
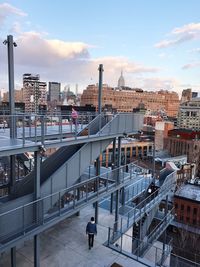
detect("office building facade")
[23,73,47,113]
[80,84,180,117]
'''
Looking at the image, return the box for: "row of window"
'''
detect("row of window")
[175,203,198,215]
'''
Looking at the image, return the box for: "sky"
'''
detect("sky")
[1,0,200,96]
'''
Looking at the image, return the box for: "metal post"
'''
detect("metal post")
[34,151,41,199]
[112,138,116,168]
[34,234,40,267]
[114,190,119,232]
[34,151,40,267]
[162,195,168,253]
[117,137,122,183]
[4,35,16,138]
[11,247,16,267]
[95,158,100,223]
[153,140,156,183]
[98,64,104,114]
[4,35,17,191]
[110,192,113,214]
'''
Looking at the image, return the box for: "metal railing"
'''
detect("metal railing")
[107,226,200,267]
[0,162,148,248]
[0,112,143,148]
[113,174,176,235]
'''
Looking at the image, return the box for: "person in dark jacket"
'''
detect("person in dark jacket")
[86,217,97,249]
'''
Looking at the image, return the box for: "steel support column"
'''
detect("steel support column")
[34,151,40,199]
[4,35,16,191]
[114,137,122,231]
[95,158,100,223]
[5,35,17,262]
[34,151,40,267]
[112,138,116,168]
[162,195,169,253]
[110,192,113,214]
[110,138,116,213]
[34,235,40,267]
[11,247,16,267]
[114,190,119,232]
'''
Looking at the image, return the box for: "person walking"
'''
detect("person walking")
[86,217,97,249]
[71,108,78,125]
[71,107,78,132]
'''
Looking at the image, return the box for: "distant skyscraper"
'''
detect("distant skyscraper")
[118,70,125,88]
[23,73,47,113]
[181,89,192,103]
[75,84,78,96]
[49,82,61,102]
[177,97,200,130]
[192,92,198,98]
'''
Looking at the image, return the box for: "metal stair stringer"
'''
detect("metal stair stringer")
[41,138,113,205]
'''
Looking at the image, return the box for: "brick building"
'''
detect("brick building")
[155,121,174,151]
[3,89,24,103]
[80,84,180,117]
[100,138,153,167]
[164,129,200,176]
[174,183,200,227]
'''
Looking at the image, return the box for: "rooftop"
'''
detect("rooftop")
[175,183,200,202]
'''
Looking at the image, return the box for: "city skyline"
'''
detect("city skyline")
[1,0,200,95]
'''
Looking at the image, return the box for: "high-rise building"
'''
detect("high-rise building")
[49,82,61,102]
[117,70,125,88]
[3,89,24,103]
[23,74,47,113]
[181,89,192,103]
[81,84,180,117]
[177,98,200,130]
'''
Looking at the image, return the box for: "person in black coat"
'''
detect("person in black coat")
[86,217,97,249]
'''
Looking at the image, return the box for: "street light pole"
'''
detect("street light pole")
[3,34,17,267]
[98,64,104,114]
[3,35,17,138]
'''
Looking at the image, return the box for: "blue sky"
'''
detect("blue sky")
[1,0,200,95]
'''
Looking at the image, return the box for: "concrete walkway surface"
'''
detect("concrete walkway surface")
[0,205,145,267]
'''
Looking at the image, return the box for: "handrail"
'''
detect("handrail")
[0,162,146,217]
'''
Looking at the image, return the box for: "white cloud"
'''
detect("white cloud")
[182,62,200,69]
[1,31,160,91]
[172,23,200,34]
[14,31,90,67]
[155,22,200,48]
[0,3,27,26]
[190,48,200,53]
[142,77,181,92]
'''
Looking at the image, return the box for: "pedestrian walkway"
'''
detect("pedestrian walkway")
[0,205,145,267]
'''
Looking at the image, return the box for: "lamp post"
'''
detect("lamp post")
[3,35,17,138]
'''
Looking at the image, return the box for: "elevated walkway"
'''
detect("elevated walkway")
[0,113,143,253]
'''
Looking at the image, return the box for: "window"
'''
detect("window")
[187,206,190,213]
[193,219,197,225]
[181,204,184,211]
[194,208,197,215]
[175,203,178,209]
[186,217,190,223]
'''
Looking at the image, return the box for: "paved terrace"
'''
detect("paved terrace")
[0,205,145,267]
